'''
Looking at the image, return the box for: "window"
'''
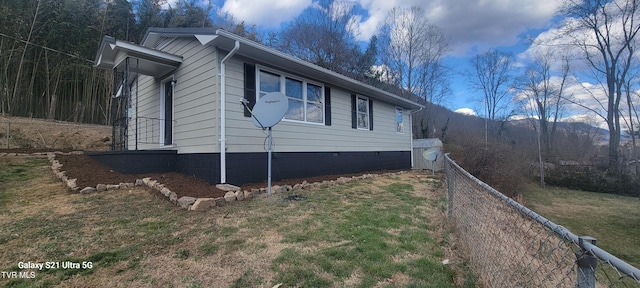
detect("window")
[285,77,304,121]
[351,94,373,130]
[306,83,323,123]
[396,107,404,133]
[160,78,174,146]
[356,95,369,129]
[257,67,324,124]
[259,70,280,94]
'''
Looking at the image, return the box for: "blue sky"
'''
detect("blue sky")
[165,0,612,123]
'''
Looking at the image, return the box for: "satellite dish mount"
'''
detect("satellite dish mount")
[241,92,288,196]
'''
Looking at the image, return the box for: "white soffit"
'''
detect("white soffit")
[195,34,218,45]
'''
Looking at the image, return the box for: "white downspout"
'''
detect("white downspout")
[410,106,424,168]
[410,111,414,168]
[219,40,240,183]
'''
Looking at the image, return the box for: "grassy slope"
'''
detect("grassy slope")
[0,157,468,288]
[0,115,111,151]
[523,184,640,268]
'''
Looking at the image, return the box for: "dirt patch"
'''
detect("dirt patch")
[54,153,226,199]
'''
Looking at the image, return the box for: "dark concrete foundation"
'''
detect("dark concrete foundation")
[89,150,410,185]
[88,150,177,174]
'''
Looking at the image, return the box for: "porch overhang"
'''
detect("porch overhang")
[94,36,182,78]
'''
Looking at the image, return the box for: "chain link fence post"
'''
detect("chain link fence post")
[576,236,598,288]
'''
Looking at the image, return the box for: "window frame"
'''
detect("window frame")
[256,65,325,125]
[356,95,370,130]
[159,76,175,147]
[395,106,404,134]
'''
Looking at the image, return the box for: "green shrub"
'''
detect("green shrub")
[546,166,640,196]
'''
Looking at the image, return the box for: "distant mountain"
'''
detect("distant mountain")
[507,118,609,144]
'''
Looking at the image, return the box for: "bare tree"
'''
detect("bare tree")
[516,51,571,187]
[277,0,361,75]
[136,0,167,38]
[378,6,449,101]
[167,0,214,28]
[623,78,640,176]
[378,6,449,138]
[215,12,263,43]
[467,50,515,142]
[10,0,41,115]
[517,51,571,157]
[559,0,640,174]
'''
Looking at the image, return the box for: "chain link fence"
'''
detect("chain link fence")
[444,154,640,287]
[1,116,111,151]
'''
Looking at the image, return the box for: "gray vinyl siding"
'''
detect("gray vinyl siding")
[130,39,411,154]
[223,53,411,153]
[129,38,219,153]
[128,74,159,150]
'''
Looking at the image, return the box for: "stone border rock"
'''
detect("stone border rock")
[36,151,407,211]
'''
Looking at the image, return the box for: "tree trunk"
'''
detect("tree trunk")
[608,120,621,174]
[48,94,57,120]
[73,102,82,123]
[26,49,42,117]
[11,0,41,115]
[49,62,63,120]
[536,123,545,188]
[627,89,639,176]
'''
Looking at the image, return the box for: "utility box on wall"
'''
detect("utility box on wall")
[413,138,444,172]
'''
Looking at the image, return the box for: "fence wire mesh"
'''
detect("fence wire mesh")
[444,154,640,288]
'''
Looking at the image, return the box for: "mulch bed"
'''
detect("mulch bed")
[56,154,225,199]
[0,149,405,200]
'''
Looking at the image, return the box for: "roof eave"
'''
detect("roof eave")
[213,29,424,110]
[136,28,423,110]
[93,35,183,78]
[142,27,218,47]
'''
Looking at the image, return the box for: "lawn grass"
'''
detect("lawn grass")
[0,158,48,211]
[269,182,454,287]
[523,183,640,268]
[0,157,469,287]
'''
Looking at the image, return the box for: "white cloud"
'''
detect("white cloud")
[367,64,398,84]
[509,114,531,121]
[214,0,559,55]
[162,0,211,9]
[220,0,313,28]
[352,0,560,55]
[562,114,610,130]
[161,0,178,9]
[428,0,560,55]
[454,108,477,116]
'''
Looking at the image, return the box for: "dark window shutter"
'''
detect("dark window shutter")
[351,93,357,129]
[243,63,256,117]
[324,86,331,126]
[368,99,373,131]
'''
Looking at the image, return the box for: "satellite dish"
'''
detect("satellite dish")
[423,147,442,175]
[241,92,288,197]
[252,92,288,128]
[423,147,442,161]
